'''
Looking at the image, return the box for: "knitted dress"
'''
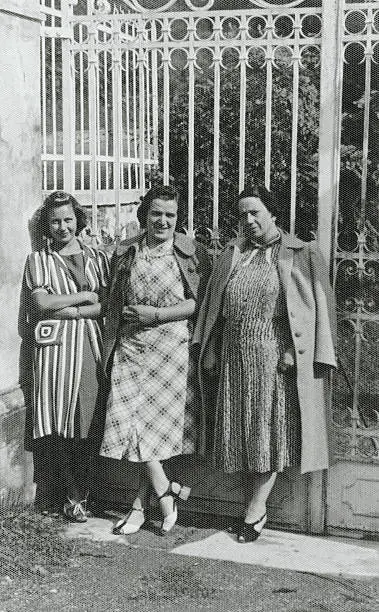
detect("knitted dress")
[213,241,301,474]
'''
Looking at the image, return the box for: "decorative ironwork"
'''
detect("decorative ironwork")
[332,0,379,463]
[39,0,379,464]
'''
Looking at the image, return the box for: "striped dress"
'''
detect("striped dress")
[213,241,301,474]
[22,243,109,440]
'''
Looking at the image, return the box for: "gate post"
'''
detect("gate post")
[310,0,343,534]
[317,0,343,266]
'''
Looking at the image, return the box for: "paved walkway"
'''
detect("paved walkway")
[64,515,379,579]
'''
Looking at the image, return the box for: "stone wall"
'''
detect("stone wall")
[0,0,42,391]
[0,1,42,502]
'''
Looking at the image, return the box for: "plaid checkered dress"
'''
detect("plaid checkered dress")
[99,240,198,461]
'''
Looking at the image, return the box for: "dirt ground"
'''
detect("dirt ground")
[0,512,378,612]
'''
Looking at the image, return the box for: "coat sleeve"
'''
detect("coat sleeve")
[310,242,337,368]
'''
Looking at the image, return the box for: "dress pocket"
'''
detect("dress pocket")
[34,320,64,346]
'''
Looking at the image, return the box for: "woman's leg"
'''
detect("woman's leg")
[244,471,277,523]
[145,460,172,518]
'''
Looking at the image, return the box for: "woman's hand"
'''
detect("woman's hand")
[278,346,296,373]
[79,291,99,305]
[122,305,157,327]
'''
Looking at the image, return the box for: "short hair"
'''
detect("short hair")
[137,184,180,228]
[238,182,283,227]
[39,191,88,238]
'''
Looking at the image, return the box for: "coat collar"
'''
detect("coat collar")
[116,231,196,257]
[232,229,305,253]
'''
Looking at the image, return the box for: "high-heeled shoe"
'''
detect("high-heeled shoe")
[112,507,145,535]
[237,513,267,543]
[158,482,191,536]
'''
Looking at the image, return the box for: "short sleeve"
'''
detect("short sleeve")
[24,252,49,294]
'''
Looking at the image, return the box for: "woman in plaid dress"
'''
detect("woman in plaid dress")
[100,184,211,535]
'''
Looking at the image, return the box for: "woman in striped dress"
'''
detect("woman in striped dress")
[194,184,336,543]
[19,191,109,521]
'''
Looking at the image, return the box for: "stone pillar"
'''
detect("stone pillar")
[0,1,42,391]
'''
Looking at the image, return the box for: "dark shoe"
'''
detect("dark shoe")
[112,507,146,535]
[158,482,191,536]
[63,498,88,523]
[237,513,267,543]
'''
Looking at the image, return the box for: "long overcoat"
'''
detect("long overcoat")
[193,232,337,473]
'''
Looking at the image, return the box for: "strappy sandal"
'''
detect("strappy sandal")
[158,482,191,536]
[63,498,88,523]
[112,507,146,535]
[237,513,267,543]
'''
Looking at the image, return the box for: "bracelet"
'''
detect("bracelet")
[155,308,161,324]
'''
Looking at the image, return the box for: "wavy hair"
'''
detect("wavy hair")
[38,191,88,238]
[137,184,182,228]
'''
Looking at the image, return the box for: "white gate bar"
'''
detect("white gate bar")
[265,13,274,191]
[79,25,85,191]
[112,20,122,240]
[51,34,57,189]
[265,58,273,191]
[138,18,146,196]
[317,0,343,265]
[96,47,101,191]
[88,23,98,236]
[187,16,195,237]
[41,27,47,191]
[132,48,139,188]
[162,17,170,185]
[239,14,247,193]
[212,16,221,231]
[61,0,75,194]
[290,48,300,237]
[123,49,132,189]
[360,11,373,225]
[104,48,110,190]
[151,22,159,169]
[146,51,152,177]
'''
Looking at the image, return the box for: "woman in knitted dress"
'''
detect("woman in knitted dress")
[193,184,336,543]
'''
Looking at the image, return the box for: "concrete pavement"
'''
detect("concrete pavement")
[64,514,379,579]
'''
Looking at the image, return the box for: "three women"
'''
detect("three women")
[21,181,336,541]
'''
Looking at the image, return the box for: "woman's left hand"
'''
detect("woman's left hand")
[123,305,157,327]
[278,346,296,373]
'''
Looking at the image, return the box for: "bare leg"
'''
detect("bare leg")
[113,468,151,533]
[244,471,277,523]
[125,473,151,526]
[145,460,172,518]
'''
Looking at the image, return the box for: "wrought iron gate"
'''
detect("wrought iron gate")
[39,0,379,535]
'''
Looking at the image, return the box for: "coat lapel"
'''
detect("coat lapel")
[277,232,304,293]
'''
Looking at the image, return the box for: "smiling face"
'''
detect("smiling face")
[238,196,278,244]
[146,198,178,247]
[47,203,78,248]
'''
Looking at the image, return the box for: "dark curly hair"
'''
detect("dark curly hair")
[137,184,182,228]
[39,191,88,238]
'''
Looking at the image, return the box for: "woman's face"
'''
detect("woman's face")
[238,196,277,243]
[47,203,77,247]
[146,198,178,247]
